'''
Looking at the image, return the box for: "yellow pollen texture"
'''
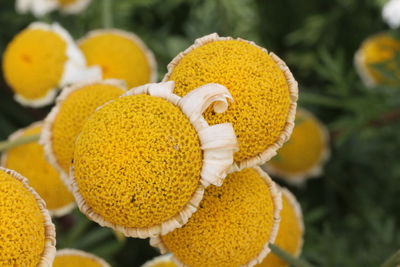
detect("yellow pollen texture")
[3,28,67,100]
[145,257,177,267]
[4,125,74,212]
[161,168,276,267]
[0,170,45,266]
[54,254,103,267]
[256,191,303,267]
[269,110,325,176]
[73,94,202,228]
[168,39,291,163]
[360,33,400,84]
[79,32,153,87]
[51,83,124,175]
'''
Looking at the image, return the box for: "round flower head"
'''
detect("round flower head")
[151,167,282,267]
[41,80,126,185]
[78,29,157,88]
[2,22,101,107]
[0,167,56,266]
[71,81,238,238]
[16,0,92,17]
[142,254,177,267]
[53,249,110,267]
[1,122,75,217]
[256,187,304,267]
[163,33,298,170]
[354,32,400,87]
[265,108,330,185]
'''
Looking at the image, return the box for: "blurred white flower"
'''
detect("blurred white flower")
[16,0,92,17]
[382,0,400,29]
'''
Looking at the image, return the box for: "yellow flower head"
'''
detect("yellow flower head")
[354,32,400,87]
[0,167,56,266]
[142,254,177,267]
[79,29,157,88]
[164,33,298,170]
[16,0,92,17]
[41,80,126,184]
[54,249,110,267]
[257,187,304,267]
[265,108,330,184]
[2,122,75,217]
[2,22,101,107]
[151,167,282,267]
[71,82,238,238]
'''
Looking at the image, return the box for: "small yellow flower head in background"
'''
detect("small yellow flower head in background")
[164,33,298,170]
[354,32,400,87]
[142,254,177,267]
[265,108,330,185]
[16,0,92,17]
[71,81,238,238]
[151,167,282,267]
[2,22,101,107]
[256,187,304,267]
[2,122,75,217]
[78,29,157,88]
[41,80,126,185]
[0,167,56,266]
[53,249,110,267]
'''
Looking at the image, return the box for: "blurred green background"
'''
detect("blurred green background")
[1,0,400,266]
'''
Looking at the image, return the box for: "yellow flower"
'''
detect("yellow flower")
[71,82,238,238]
[265,108,330,184]
[164,33,298,170]
[354,32,400,87]
[54,249,110,267]
[79,29,157,88]
[2,122,75,217]
[41,80,126,184]
[2,22,101,107]
[142,255,177,267]
[16,0,92,17]
[256,187,304,267]
[151,167,282,267]
[0,167,56,266]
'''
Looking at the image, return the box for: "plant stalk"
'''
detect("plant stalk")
[0,134,40,152]
[102,0,113,28]
[269,244,315,267]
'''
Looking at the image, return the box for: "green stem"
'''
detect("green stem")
[381,248,400,267]
[269,244,315,267]
[102,0,113,28]
[0,134,40,152]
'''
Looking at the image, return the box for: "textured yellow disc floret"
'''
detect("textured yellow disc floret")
[47,82,125,178]
[166,34,297,166]
[79,30,156,88]
[3,27,67,101]
[2,123,74,215]
[0,169,46,266]
[73,94,202,228]
[142,255,177,267]
[355,33,400,86]
[158,168,280,267]
[54,249,109,267]
[257,188,304,267]
[267,109,329,181]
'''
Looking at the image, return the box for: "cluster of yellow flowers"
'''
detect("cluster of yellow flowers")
[0,19,334,266]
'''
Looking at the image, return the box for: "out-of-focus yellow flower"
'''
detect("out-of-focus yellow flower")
[54,249,110,267]
[354,32,400,87]
[2,122,75,217]
[164,33,298,170]
[79,29,157,88]
[2,22,101,107]
[151,167,282,267]
[71,82,238,238]
[0,167,56,266]
[142,255,177,267]
[265,108,330,184]
[256,187,304,267]
[16,0,92,17]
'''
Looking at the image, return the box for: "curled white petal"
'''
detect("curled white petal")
[60,0,92,14]
[382,0,400,29]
